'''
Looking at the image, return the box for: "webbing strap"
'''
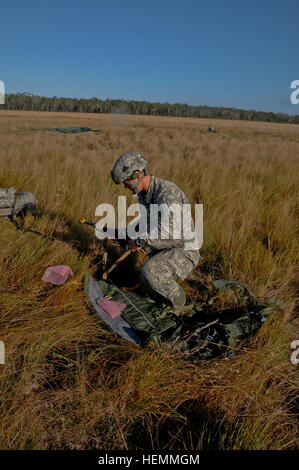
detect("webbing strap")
[111,282,157,331]
[7,215,73,244]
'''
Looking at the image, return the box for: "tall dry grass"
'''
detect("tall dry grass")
[0,110,298,449]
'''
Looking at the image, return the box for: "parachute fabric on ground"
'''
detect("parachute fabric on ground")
[96,276,181,342]
[33,127,101,134]
[85,273,284,362]
[84,274,143,344]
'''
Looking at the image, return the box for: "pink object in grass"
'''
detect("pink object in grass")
[42,265,74,285]
[96,298,126,318]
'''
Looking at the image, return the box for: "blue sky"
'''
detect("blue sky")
[1,0,298,114]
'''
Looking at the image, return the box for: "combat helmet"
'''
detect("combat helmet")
[111,152,148,193]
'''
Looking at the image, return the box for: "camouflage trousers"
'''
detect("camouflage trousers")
[140,247,199,305]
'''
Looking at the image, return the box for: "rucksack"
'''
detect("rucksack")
[0,187,37,218]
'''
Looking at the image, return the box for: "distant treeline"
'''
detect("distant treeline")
[2,92,299,124]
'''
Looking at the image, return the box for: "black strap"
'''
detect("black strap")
[7,215,72,244]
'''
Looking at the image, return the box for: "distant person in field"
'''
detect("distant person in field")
[110,153,200,308]
[208,121,216,133]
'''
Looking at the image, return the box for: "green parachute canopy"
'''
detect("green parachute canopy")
[85,273,284,363]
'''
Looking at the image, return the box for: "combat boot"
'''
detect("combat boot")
[171,286,186,308]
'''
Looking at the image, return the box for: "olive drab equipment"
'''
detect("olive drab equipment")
[85,273,283,363]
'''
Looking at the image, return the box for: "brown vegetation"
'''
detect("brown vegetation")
[0,111,298,449]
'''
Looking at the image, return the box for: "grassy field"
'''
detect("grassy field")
[0,110,298,450]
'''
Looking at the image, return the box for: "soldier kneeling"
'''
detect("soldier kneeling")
[110,153,200,308]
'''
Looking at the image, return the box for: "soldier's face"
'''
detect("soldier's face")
[123,174,143,192]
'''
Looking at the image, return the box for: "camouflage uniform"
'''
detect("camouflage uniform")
[110,153,200,306]
[137,176,200,305]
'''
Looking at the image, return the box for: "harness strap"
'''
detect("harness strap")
[111,281,157,331]
[7,215,72,244]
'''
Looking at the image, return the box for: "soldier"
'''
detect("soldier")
[111,152,200,308]
[208,120,217,133]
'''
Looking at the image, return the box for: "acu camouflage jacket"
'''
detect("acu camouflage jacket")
[136,176,200,265]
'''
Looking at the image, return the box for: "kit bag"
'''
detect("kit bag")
[0,187,37,217]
